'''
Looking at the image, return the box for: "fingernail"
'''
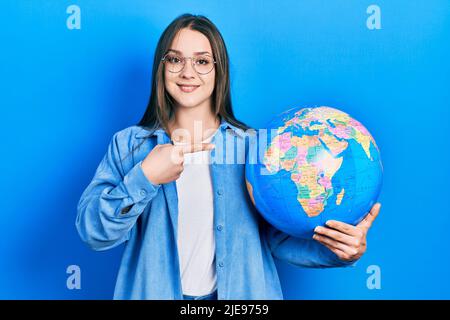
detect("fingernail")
[314,226,321,232]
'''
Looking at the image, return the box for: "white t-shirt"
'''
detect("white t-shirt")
[174,131,217,296]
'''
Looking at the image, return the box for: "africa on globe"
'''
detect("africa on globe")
[245,106,383,239]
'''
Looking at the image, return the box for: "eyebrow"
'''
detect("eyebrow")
[167,49,212,56]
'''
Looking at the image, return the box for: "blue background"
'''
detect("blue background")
[1,0,449,299]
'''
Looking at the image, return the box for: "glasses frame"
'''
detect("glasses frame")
[161,53,216,75]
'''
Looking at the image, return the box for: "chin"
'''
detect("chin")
[172,91,212,108]
[174,98,204,109]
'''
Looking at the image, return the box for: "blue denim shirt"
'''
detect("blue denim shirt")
[76,119,355,300]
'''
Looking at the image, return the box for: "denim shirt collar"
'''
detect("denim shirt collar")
[134,117,244,141]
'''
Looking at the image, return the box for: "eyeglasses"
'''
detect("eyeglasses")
[161,53,216,75]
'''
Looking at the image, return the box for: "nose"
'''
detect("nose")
[179,58,196,79]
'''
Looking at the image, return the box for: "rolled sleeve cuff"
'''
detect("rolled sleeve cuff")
[123,160,160,202]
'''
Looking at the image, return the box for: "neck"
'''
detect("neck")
[169,101,220,144]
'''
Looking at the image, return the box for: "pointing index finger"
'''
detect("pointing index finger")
[182,143,215,154]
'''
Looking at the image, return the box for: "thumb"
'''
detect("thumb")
[358,202,381,231]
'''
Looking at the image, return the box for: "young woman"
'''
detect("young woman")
[76,14,381,300]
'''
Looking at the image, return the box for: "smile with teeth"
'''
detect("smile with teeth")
[177,84,200,93]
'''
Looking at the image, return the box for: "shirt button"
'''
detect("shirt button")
[217,189,223,196]
[140,189,147,196]
[217,225,223,231]
[218,262,224,268]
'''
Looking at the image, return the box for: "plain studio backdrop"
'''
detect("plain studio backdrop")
[0,0,449,299]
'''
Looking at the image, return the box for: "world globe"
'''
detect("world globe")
[245,106,383,239]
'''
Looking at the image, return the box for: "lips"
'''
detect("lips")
[177,84,200,93]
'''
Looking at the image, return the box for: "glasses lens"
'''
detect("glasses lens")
[194,56,214,74]
[164,54,184,73]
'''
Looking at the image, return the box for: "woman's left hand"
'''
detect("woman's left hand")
[313,203,381,262]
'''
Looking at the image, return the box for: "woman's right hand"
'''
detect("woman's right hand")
[141,142,215,185]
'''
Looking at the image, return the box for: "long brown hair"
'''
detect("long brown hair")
[137,13,248,133]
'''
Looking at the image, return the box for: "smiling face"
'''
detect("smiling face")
[164,28,216,111]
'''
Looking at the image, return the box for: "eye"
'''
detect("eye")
[196,57,211,65]
[166,55,182,64]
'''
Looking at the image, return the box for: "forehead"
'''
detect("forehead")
[169,28,213,55]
